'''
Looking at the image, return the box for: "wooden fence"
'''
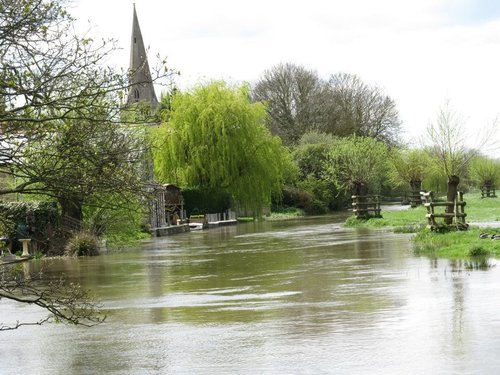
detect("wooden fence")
[480,184,496,198]
[421,191,468,230]
[409,190,424,207]
[351,195,382,219]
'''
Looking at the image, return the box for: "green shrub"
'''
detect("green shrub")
[83,193,151,246]
[64,231,100,257]
[468,246,490,257]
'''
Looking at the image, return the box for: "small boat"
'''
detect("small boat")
[189,223,204,231]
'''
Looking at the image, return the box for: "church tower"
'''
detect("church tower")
[127,4,158,108]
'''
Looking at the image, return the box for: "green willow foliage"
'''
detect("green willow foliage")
[324,136,388,195]
[151,81,293,214]
[387,148,431,190]
[470,155,500,187]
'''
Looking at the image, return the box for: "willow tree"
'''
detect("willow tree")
[470,155,500,196]
[425,102,476,224]
[151,81,294,214]
[387,148,430,205]
[323,136,388,197]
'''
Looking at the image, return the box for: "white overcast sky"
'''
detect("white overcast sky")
[72,0,500,151]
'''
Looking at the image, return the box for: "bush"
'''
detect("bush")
[64,231,100,257]
[83,194,151,246]
[276,186,316,214]
[468,246,490,257]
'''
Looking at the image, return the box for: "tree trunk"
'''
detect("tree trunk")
[445,175,460,225]
[409,180,422,207]
[410,180,421,192]
[354,183,368,197]
[59,196,84,226]
[353,183,368,218]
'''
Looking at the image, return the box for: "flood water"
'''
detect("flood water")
[2,215,500,374]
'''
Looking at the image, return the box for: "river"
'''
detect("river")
[2,215,500,374]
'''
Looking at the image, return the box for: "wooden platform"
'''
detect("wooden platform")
[153,224,190,237]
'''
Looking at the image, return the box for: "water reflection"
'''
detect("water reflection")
[3,218,500,374]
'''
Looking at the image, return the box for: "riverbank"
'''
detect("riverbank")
[344,192,500,259]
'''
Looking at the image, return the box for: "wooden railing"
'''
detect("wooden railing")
[421,191,468,230]
[351,195,381,219]
[480,184,496,198]
[409,190,425,207]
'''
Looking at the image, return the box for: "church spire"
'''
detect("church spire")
[127,4,158,108]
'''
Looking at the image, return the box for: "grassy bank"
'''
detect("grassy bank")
[237,208,306,222]
[265,207,305,221]
[345,192,500,259]
[413,227,500,258]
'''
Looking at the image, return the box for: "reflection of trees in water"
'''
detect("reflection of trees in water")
[429,258,468,361]
[450,260,466,359]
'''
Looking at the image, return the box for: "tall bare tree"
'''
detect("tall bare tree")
[253,66,402,146]
[253,63,326,145]
[324,73,402,146]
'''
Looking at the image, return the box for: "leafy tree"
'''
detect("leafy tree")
[324,136,389,196]
[152,81,294,214]
[323,73,402,146]
[0,0,175,222]
[294,142,332,180]
[425,103,470,180]
[2,104,148,222]
[0,0,169,327]
[387,148,431,193]
[425,102,478,223]
[470,155,500,190]
[291,131,339,212]
[253,63,327,145]
[83,192,150,244]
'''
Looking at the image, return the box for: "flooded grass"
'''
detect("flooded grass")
[344,205,427,231]
[464,256,494,270]
[344,192,500,259]
[413,227,500,259]
[264,208,305,221]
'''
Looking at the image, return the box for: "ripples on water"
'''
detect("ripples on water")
[3,217,500,374]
